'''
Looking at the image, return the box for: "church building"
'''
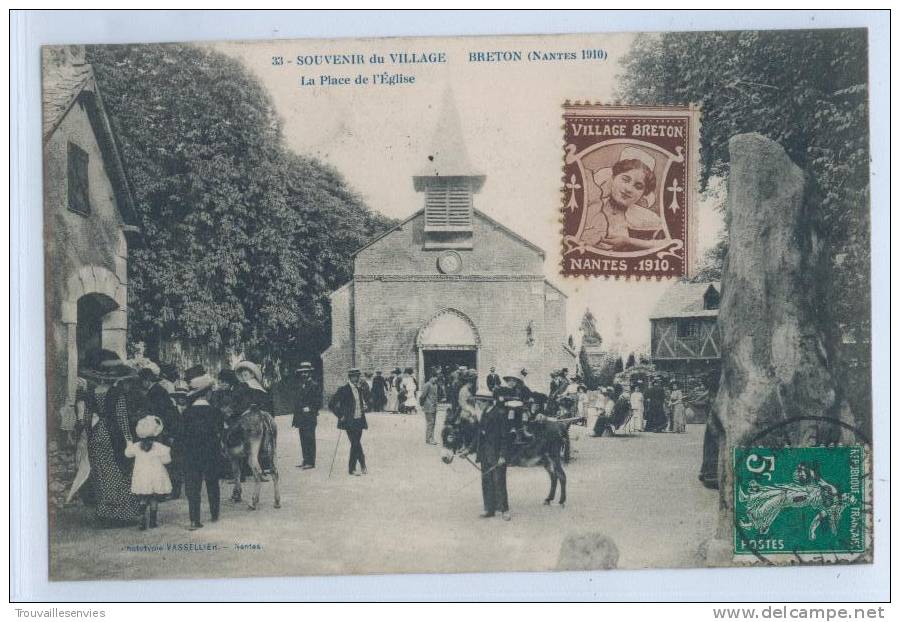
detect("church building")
[322,98,574,397]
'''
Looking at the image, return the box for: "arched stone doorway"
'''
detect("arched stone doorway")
[61,264,127,410]
[416,308,480,383]
[76,293,120,365]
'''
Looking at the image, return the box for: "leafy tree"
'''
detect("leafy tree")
[619,29,871,426]
[614,357,624,374]
[577,348,597,390]
[88,43,393,369]
[619,29,870,343]
[691,237,728,283]
[626,353,636,369]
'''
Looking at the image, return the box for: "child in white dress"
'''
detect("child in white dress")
[125,415,172,530]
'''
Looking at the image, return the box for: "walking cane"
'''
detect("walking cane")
[328,426,342,478]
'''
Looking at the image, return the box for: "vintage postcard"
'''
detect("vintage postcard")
[41,28,873,582]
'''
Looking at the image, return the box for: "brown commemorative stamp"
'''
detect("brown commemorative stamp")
[561,104,700,278]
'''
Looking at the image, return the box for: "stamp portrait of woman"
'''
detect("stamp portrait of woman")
[576,146,669,253]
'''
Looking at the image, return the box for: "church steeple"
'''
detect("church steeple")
[414,90,485,250]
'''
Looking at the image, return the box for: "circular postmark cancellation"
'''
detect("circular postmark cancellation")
[560,103,701,280]
[731,416,872,565]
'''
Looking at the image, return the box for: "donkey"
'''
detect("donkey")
[442,393,573,507]
[224,405,280,510]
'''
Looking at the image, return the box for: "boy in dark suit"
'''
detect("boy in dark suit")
[181,374,224,529]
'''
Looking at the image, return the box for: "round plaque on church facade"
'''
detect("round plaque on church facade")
[436,251,462,274]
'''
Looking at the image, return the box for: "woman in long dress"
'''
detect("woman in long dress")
[370,371,387,412]
[77,350,143,526]
[669,382,686,433]
[385,368,400,413]
[400,367,419,414]
[629,383,645,432]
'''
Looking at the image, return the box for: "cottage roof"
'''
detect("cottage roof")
[42,46,139,230]
[413,89,485,191]
[649,281,721,320]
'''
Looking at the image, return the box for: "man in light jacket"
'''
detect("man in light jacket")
[419,368,439,445]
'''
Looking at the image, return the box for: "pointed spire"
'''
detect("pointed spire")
[414,89,485,191]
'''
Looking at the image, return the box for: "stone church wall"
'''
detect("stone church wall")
[322,283,354,397]
[323,210,573,400]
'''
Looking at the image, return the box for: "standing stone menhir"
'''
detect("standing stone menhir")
[704,133,856,565]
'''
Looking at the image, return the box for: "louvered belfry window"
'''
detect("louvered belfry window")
[424,178,472,231]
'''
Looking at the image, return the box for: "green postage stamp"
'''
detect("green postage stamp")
[733,446,869,561]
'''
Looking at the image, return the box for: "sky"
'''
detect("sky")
[211,33,724,354]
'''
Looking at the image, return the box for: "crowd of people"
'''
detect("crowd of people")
[360,367,421,414]
[65,349,706,530]
[67,349,319,531]
[584,376,709,436]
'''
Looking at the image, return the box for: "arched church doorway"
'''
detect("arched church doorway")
[416,309,481,382]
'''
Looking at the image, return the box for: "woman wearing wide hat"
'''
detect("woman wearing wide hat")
[74,349,143,526]
[233,360,273,415]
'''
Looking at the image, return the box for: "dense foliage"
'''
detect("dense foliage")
[89,44,393,367]
[619,29,870,343]
[618,29,871,426]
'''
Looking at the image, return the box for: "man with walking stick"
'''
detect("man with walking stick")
[328,368,370,476]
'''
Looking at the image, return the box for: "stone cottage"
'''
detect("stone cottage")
[322,97,574,397]
[42,45,139,433]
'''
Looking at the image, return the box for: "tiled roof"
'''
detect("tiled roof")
[650,281,720,320]
[42,48,95,141]
[42,46,139,230]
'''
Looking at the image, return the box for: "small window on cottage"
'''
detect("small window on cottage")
[67,142,90,215]
[677,319,700,339]
[703,285,721,310]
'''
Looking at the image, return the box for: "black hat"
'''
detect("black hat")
[392,367,401,375]
[79,349,135,382]
[404,367,414,374]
